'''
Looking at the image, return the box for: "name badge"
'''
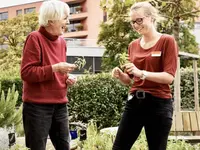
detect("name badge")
[151,51,161,57]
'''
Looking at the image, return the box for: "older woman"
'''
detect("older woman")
[20,0,76,150]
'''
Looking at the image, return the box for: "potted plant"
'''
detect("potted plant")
[75,24,83,31]
[75,6,82,13]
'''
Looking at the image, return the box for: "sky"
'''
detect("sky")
[0,0,43,8]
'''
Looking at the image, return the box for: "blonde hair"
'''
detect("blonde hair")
[39,0,70,26]
[130,2,163,24]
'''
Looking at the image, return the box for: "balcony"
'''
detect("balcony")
[65,38,99,47]
[66,0,86,4]
[63,30,88,38]
[69,12,88,21]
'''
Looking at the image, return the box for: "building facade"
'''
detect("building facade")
[0,0,106,73]
[0,0,105,40]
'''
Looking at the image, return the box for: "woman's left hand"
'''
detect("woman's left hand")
[66,74,77,86]
[123,63,142,78]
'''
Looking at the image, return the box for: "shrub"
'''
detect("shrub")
[0,68,199,128]
[179,67,200,110]
[82,121,200,150]
[0,83,22,128]
[68,73,129,128]
[0,77,22,106]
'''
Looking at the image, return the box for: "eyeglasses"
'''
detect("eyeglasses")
[130,17,145,25]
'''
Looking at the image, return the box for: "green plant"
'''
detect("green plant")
[10,144,30,150]
[75,6,82,13]
[68,73,129,129]
[0,83,22,128]
[75,24,83,31]
[82,122,200,150]
[0,77,22,106]
[82,121,114,150]
[74,56,86,70]
[115,52,130,71]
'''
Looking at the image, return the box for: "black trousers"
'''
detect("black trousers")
[23,102,70,150]
[113,91,173,150]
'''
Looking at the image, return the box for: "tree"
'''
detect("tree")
[0,12,39,77]
[98,0,200,70]
[98,0,140,71]
[152,0,200,55]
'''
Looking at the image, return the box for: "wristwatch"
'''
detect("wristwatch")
[140,70,148,80]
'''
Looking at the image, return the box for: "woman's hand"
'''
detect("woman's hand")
[123,63,142,78]
[66,74,77,86]
[111,67,123,79]
[52,62,76,74]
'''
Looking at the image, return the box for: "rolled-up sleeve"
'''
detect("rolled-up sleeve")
[162,36,178,77]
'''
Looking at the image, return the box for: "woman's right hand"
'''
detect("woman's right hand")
[111,67,123,79]
[52,62,76,74]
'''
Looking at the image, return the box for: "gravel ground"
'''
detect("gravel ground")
[16,137,78,150]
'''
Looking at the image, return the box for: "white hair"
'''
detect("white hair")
[39,0,70,26]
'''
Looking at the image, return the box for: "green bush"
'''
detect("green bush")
[0,68,199,128]
[179,68,200,110]
[0,83,22,128]
[82,121,200,150]
[0,77,22,106]
[68,73,129,129]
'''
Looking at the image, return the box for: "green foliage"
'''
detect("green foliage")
[82,122,200,150]
[98,0,139,71]
[82,121,114,150]
[74,56,86,70]
[0,68,199,129]
[115,52,130,71]
[179,67,200,110]
[0,77,22,106]
[0,12,39,77]
[10,144,29,150]
[68,73,129,129]
[0,83,22,128]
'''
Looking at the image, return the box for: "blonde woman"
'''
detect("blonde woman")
[21,0,76,149]
[112,1,178,150]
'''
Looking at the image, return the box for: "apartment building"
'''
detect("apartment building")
[0,0,105,73]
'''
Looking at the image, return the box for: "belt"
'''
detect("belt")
[131,90,151,100]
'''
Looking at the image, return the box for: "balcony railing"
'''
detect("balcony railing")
[65,38,100,47]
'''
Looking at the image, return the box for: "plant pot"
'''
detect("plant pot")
[8,133,16,147]
[70,130,78,139]
[75,24,83,31]
[79,129,87,141]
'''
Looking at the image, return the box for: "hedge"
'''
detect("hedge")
[67,73,128,128]
[0,68,199,127]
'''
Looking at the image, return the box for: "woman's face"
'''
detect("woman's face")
[130,9,152,35]
[49,15,69,36]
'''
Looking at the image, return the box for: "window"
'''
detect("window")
[16,9,22,16]
[94,57,102,73]
[68,3,81,14]
[67,56,102,74]
[0,12,8,21]
[67,20,81,32]
[24,7,35,14]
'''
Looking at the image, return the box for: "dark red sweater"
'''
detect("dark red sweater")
[21,26,68,104]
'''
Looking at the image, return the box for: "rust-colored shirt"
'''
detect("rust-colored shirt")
[128,34,178,99]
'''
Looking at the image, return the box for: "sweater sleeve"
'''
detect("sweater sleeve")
[21,34,54,83]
